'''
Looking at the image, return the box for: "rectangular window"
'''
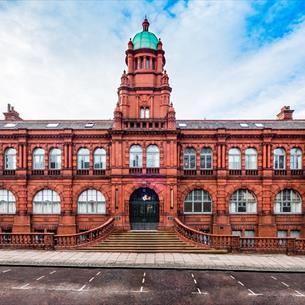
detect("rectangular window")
[277,230,288,238]
[244,230,255,237]
[232,230,242,237]
[290,230,300,238]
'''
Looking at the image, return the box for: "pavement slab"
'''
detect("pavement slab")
[0,249,305,272]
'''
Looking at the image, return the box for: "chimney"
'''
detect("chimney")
[276,106,294,120]
[3,104,23,121]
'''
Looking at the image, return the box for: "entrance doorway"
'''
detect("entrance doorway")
[129,188,159,230]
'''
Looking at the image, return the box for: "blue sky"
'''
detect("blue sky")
[0,0,305,119]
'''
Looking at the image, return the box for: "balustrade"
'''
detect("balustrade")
[129,168,143,174]
[55,217,114,249]
[3,170,16,176]
[32,170,44,176]
[146,168,160,174]
[0,232,54,249]
[48,169,61,176]
[93,169,106,175]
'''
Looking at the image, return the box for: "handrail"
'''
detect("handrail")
[54,217,115,249]
[174,217,239,250]
[174,217,305,254]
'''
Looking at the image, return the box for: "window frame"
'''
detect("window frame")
[94,148,106,170]
[245,148,257,170]
[129,145,143,168]
[183,189,212,214]
[183,148,196,170]
[33,148,45,170]
[146,145,160,168]
[32,189,61,215]
[290,148,302,170]
[274,148,286,170]
[4,148,17,170]
[274,189,302,214]
[200,148,213,170]
[77,148,90,170]
[228,148,241,170]
[0,189,16,214]
[229,189,257,214]
[77,189,106,214]
[49,148,61,170]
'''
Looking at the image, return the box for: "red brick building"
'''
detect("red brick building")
[1,19,305,239]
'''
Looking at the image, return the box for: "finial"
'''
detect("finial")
[142,17,149,31]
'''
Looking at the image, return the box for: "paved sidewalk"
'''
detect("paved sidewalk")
[0,250,305,272]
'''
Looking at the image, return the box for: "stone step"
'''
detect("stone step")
[80,248,228,254]
[81,230,218,253]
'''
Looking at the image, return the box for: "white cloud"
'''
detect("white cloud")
[0,1,304,120]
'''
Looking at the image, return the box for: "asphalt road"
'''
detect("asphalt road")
[0,266,305,305]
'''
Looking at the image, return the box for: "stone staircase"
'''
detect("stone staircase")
[81,230,228,253]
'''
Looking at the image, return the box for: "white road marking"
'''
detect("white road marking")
[238,281,245,287]
[2,269,11,273]
[281,281,289,288]
[230,275,235,280]
[142,278,145,284]
[89,277,95,283]
[96,271,101,276]
[20,283,30,289]
[140,286,144,292]
[294,290,305,297]
[197,287,201,294]
[36,276,45,281]
[193,279,197,284]
[78,284,86,292]
[271,276,277,280]
[248,288,263,296]
[143,272,146,277]
[49,271,56,275]
[191,273,194,278]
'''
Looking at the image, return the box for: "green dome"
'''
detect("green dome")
[132,31,159,50]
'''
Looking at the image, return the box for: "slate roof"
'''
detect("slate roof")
[0,119,304,130]
[0,120,113,130]
[176,120,305,130]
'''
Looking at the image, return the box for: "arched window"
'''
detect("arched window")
[33,148,45,169]
[77,148,90,169]
[228,148,241,170]
[140,107,149,119]
[245,148,257,170]
[140,107,145,119]
[274,189,302,214]
[129,145,143,168]
[49,148,61,169]
[290,148,302,170]
[94,148,106,170]
[145,108,150,118]
[183,148,196,169]
[184,189,212,213]
[4,148,16,170]
[147,145,160,168]
[33,189,60,214]
[200,148,212,169]
[78,189,106,214]
[274,148,285,169]
[230,189,257,213]
[0,189,16,214]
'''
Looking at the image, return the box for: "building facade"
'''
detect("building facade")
[0,19,305,238]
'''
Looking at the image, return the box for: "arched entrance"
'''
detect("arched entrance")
[129,188,159,230]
